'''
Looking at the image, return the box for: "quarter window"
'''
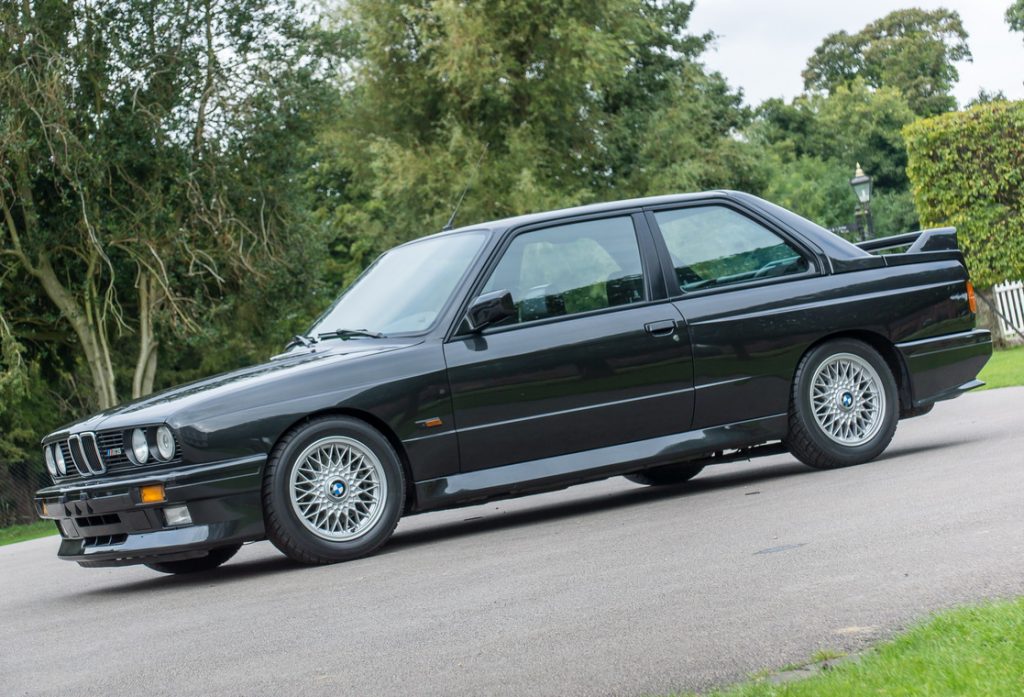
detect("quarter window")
[481,216,646,325]
[654,206,809,292]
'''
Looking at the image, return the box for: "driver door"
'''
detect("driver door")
[443,214,695,473]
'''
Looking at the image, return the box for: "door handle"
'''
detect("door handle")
[644,319,677,337]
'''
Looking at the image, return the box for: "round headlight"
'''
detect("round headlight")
[54,445,67,476]
[131,428,149,464]
[44,446,57,477]
[156,426,175,461]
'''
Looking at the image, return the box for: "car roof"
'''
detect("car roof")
[405,189,868,262]
[439,190,733,238]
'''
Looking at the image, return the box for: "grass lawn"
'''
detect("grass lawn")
[685,598,1024,697]
[978,346,1024,390]
[0,520,57,546]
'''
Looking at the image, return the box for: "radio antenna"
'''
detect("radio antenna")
[442,144,489,231]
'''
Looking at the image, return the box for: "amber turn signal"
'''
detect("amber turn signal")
[139,484,166,504]
[966,281,977,314]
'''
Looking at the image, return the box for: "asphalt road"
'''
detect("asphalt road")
[3,387,1023,697]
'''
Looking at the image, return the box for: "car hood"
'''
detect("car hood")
[52,340,420,436]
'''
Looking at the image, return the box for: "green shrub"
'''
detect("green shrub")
[904,101,1024,288]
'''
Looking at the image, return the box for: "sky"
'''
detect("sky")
[688,0,1024,107]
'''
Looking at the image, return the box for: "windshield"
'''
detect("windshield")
[308,231,487,337]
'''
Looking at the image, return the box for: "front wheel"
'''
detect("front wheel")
[263,417,405,565]
[785,339,898,469]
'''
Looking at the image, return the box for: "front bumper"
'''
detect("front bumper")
[897,328,993,407]
[34,455,266,567]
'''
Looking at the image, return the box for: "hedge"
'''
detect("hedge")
[903,101,1024,288]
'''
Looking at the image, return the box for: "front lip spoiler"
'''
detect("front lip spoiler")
[57,525,260,567]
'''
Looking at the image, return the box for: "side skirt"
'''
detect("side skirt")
[412,413,788,512]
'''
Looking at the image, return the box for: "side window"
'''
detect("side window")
[653,206,810,292]
[482,216,646,325]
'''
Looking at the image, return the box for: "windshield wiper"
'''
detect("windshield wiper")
[317,328,387,341]
[285,334,317,350]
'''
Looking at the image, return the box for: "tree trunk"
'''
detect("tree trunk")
[132,271,161,399]
[35,256,118,409]
[1,172,119,410]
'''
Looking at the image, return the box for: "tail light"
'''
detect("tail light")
[966,281,977,314]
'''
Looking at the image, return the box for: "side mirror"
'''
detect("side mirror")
[465,290,515,332]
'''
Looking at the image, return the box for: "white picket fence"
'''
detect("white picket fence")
[994,279,1024,341]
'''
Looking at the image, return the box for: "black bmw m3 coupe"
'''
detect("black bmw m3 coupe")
[35,191,991,573]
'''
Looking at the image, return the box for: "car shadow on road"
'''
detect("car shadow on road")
[82,460,815,595]
[79,437,966,594]
[381,434,968,553]
[383,459,813,553]
[880,437,973,460]
[78,554,302,596]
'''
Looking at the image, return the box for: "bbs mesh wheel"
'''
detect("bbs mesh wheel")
[785,339,898,469]
[262,416,404,565]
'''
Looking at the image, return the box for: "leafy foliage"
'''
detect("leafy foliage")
[751,81,919,235]
[803,9,971,117]
[1009,1,1024,36]
[904,101,1024,288]
[314,0,765,284]
[0,0,334,521]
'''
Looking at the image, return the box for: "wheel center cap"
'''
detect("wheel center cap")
[839,391,854,409]
[327,479,347,499]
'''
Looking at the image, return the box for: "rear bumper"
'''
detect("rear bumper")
[34,456,265,567]
[897,328,993,407]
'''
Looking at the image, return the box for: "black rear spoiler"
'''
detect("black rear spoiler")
[855,227,958,254]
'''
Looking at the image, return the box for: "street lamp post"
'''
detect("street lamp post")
[849,163,874,241]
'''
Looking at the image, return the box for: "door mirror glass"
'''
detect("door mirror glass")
[466,290,515,332]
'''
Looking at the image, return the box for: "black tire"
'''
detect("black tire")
[262,416,405,565]
[144,544,241,575]
[785,338,898,470]
[624,462,705,486]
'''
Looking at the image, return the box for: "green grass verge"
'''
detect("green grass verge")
[0,520,57,546]
[978,346,1024,390]
[681,598,1024,697]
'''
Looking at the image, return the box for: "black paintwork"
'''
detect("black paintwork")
[34,190,993,566]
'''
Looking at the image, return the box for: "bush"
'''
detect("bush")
[904,101,1024,288]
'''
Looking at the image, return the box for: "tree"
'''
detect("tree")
[1008,1,1024,36]
[0,1,330,410]
[967,88,1009,108]
[749,78,922,236]
[314,0,765,283]
[803,8,972,116]
[761,155,857,231]
[904,101,1024,288]
[752,81,916,191]
[805,81,918,192]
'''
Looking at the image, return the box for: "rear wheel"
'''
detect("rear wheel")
[785,339,898,469]
[625,462,705,486]
[263,416,404,565]
[145,544,241,574]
